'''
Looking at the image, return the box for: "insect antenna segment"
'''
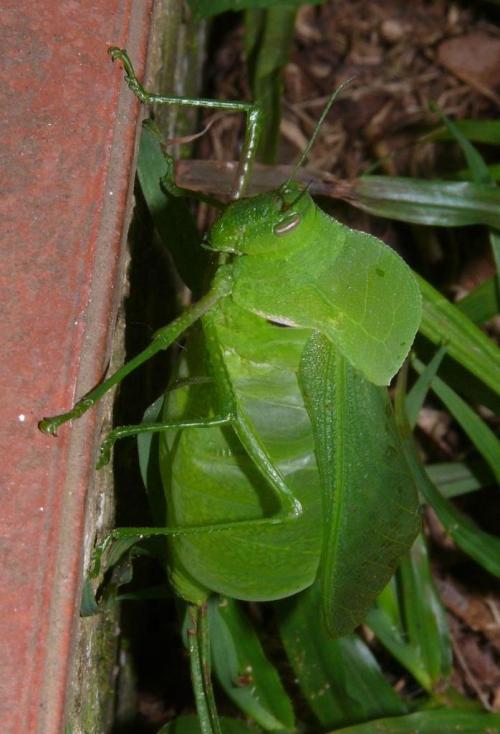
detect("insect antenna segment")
[285,77,354,188]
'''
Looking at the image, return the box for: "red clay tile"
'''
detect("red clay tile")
[0,2,153,730]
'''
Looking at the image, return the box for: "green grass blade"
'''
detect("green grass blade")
[398,535,452,684]
[188,0,324,20]
[412,356,500,482]
[367,568,449,692]
[453,162,500,183]
[244,7,297,163]
[406,345,446,429]
[418,474,500,577]
[209,597,295,731]
[367,573,435,690]
[366,604,432,691]
[351,176,500,227]
[424,352,500,416]
[278,584,406,730]
[457,276,500,324]
[490,229,500,294]
[418,275,500,396]
[431,107,500,294]
[331,708,500,733]
[431,119,500,145]
[427,461,492,498]
[394,372,500,578]
[430,105,491,185]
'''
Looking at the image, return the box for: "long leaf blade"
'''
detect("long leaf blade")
[418,275,500,396]
[278,584,406,729]
[137,123,205,293]
[426,461,492,498]
[209,597,295,731]
[412,356,500,482]
[394,372,500,577]
[351,177,500,228]
[188,0,324,19]
[431,119,500,145]
[457,277,500,324]
[406,345,446,429]
[430,105,491,185]
[332,708,500,733]
[244,7,297,163]
[397,535,452,685]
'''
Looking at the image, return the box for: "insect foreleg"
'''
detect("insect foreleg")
[109,47,262,198]
[39,276,231,435]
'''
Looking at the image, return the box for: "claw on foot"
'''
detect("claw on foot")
[38,418,58,436]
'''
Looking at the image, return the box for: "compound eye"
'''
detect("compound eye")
[273,213,301,236]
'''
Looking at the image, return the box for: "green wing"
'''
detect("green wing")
[299,332,420,637]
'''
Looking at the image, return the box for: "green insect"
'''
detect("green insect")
[40,48,422,732]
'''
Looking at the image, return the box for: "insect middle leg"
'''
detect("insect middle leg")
[39,272,232,435]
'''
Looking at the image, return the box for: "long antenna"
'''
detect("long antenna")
[285,78,353,186]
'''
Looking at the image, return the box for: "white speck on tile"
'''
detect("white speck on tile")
[18,414,26,422]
